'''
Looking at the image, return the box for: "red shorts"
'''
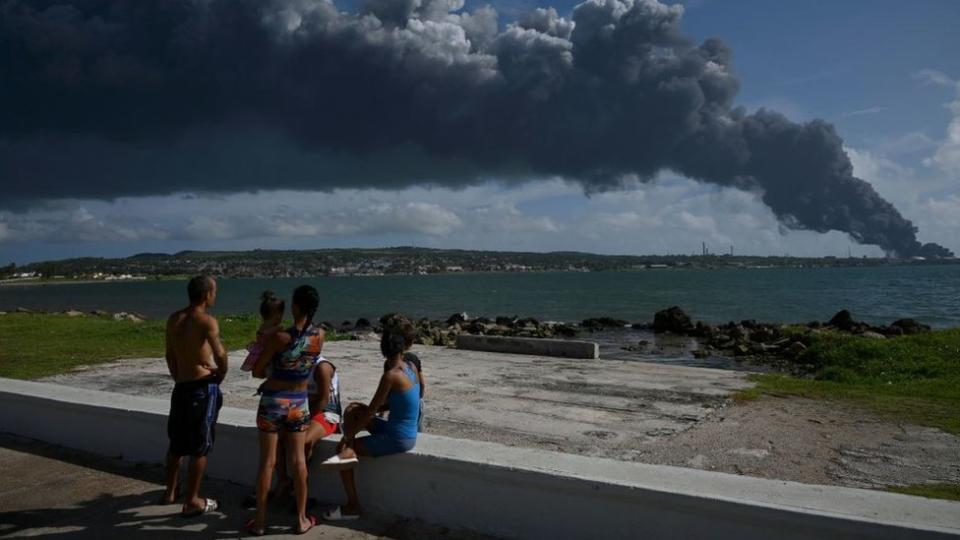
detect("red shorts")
[310,413,339,437]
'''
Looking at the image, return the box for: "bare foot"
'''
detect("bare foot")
[158,489,178,505]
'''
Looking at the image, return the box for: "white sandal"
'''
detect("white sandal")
[323,506,360,521]
[320,454,359,467]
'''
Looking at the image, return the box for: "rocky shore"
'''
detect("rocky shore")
[5,305,934,374]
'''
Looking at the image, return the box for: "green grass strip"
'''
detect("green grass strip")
[0,313,345,380]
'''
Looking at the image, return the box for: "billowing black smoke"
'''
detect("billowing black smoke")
[0,0,949,257]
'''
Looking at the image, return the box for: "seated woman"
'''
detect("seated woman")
[246,285,324,536]
[320,314,422,521]
[304,354,341,462]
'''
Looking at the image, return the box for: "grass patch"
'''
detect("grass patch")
[887,483,960,502]
[0,313,346,380]
[736,329,960,435]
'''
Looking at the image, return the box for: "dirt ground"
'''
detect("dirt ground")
[39,340,959,491]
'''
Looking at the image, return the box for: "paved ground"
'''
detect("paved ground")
[41,341,752,458]
[37,341,959,490]
[0,434,490,540]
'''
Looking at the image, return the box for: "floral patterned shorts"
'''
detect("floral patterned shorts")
[256,390,310,433]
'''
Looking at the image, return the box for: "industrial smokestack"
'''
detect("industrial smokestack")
[0,0,951,257]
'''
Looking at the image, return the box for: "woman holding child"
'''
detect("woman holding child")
[244,285,325,536]
[320,314,423,520]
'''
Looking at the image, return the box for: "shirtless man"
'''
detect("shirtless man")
[161,275,229,517]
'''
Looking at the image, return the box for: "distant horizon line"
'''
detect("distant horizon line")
[9,244,949,268]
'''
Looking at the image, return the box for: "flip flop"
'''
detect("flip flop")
[320,454,359,467]
[322,506,360,522]
[244,518,266,537]
[181,497,218,518]
[295,515,319,535]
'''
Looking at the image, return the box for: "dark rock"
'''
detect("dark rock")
[554,324,578,338]
[338,320,354,333]
[692,321,717,338]
[879,325,904,337]
[446,312,468,326]
[472,316,491,325]
[581,317,628,331]
[786,341,807,357]
[319,321,334,331]
[827,310,856,331]
[749,325,779,343]
[495,316,516,327]
[516,317,540,327]
[807,321,822,329]
[890,318,931,335]
[740,319,758,329]
[631,322,653,330]
[728,325,749,340]
[652,307,694,334]
[692,348,711,359]
[90,309,110,316]
[354,318,372,330]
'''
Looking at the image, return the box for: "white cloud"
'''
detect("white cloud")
[914,69,960,173]
[840,106,886,118]
[913,69,954,88]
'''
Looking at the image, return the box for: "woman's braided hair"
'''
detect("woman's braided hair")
[291,285,319,331]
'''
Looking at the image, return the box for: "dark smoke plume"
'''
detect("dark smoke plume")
[0,0,949,256]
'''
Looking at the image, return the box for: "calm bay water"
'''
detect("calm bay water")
[2,265,958,328]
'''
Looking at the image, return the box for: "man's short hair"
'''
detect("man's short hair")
[187,275,215,304]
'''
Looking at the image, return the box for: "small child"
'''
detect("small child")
[240,291,285,372]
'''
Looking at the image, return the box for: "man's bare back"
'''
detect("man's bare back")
[166,308,227,383]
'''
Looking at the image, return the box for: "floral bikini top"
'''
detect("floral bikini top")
[270,324,322,382]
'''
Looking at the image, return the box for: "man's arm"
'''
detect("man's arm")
[164,315,178,380]
[205,316,229,383]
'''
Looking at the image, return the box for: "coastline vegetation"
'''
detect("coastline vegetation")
[0,313,346,380]
[737,328,960,435]
[886,483,960,502]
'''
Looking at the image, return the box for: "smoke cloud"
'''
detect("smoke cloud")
[0,0,949,256]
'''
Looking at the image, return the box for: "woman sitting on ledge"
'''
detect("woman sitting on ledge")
[320,314,422,521]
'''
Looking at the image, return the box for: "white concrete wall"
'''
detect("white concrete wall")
[1,378,958,540]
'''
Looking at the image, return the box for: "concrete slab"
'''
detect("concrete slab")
[455,335,599,359]
[39,341,752,459]
[0,433,491,540]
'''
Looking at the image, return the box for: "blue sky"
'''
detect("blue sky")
[1,0,958,264]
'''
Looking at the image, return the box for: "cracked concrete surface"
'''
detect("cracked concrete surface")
[39,341,959,490]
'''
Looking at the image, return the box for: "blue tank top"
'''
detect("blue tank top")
[385,364,420,440]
